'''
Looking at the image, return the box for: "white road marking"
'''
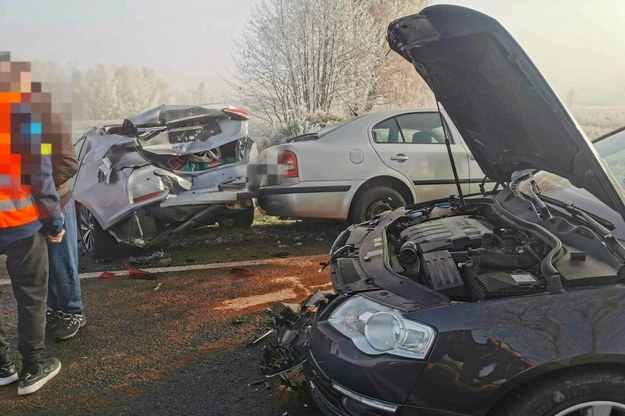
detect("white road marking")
[0,256,321,286]
[215,288,298,310]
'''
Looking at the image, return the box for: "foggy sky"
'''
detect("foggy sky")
[2,0,624,106]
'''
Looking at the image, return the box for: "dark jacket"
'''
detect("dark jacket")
[51,114,78,206]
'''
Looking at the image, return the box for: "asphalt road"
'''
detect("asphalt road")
[0,254,331,415]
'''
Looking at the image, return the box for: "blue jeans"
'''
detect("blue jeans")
[47,200,83,314]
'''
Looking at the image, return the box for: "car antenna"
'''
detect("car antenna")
[331,86,358,117]
[435,101,465,207]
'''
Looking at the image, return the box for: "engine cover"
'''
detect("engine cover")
[400,215,493,253]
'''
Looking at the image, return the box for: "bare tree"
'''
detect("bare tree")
[368,0,434,110]
[71,64,175,120]
[232,0,432,129]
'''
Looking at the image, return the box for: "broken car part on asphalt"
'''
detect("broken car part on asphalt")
[72,104,257,258]
[260,5,625,416]
[254,291,334,389]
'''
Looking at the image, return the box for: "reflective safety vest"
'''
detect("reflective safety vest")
[0,190,39,229]
[0,95,40,229]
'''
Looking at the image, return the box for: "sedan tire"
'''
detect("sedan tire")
[76,203,121,259]
[218,206,255,229]
[491,368,625,416]
[349,186,406,224]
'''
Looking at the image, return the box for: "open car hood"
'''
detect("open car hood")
[387,5,625,220]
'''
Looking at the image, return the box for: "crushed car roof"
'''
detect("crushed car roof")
[387,5,625,219]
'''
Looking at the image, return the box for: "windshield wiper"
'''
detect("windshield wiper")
[538,195,625,260]
[537,194,615,231]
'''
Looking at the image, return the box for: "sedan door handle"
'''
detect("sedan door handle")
[390,154,409,162]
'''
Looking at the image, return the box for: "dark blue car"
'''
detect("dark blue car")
[267,6,625,416]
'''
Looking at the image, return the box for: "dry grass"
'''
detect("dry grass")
[571,106,625,140]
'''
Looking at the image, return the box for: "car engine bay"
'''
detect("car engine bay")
[328,187,625,305]
[382,191,625,302]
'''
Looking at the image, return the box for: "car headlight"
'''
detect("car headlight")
[328,295,435,359]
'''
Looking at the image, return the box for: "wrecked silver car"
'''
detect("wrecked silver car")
[72,104,257,257]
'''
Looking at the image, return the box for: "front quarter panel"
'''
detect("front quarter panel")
[404,286,625,414]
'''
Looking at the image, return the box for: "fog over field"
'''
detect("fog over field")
[3,0,625,140]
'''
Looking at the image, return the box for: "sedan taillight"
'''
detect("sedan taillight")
[279,150,298,178]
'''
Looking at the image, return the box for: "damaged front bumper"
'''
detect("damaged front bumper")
[255,291,335,388]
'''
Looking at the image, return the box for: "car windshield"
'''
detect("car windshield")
[594,128,625,186]
[519,127,625,239]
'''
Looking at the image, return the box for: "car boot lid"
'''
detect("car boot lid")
[119,104,250,155]
[387,5,625,220]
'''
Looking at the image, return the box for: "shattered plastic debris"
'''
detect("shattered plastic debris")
[247,329,275,348]
[123,260,156,280]
[99,272,115,279]
[152,282,163,292]
[254,291,334,389]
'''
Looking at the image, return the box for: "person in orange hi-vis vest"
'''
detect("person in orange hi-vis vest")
[0,54,65,396]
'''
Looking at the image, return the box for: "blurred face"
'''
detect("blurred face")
[19,70,31,93]
[0,60,32,93]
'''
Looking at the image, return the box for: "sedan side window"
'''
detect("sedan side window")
[372,117,403,143]
[395,112,449,144]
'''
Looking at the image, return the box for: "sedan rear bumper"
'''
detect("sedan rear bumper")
[258,183,353,219]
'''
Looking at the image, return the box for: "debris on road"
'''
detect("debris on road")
[123,260,156,280]
[152,282,163,292]
[99,271,115,279]
[247,329,275,348]
[254,291,334,388]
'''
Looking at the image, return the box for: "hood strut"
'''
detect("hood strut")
[437,102,465,207]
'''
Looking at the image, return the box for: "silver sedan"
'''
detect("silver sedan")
[256,109,487,223]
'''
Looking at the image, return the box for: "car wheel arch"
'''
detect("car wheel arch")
[74,200,107,230]
[348,176,415,217]
[485,361,625,415]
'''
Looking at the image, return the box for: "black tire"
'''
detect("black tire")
[76,203,121,258]
[490,367,625,416]
[349,186,405,224]
[217,206,255,229]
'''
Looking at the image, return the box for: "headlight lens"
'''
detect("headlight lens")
[329,295,436,359]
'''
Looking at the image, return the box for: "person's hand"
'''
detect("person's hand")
[47,229,66,243]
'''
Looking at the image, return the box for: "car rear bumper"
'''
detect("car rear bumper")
[160,188,254,208]
[257,183,353,219]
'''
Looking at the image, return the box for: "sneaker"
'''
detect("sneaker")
[73,313,87,328]
[53,313,81,341]
[0,362,17,386]
[17,358,61,395]
[45,309,62,333]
